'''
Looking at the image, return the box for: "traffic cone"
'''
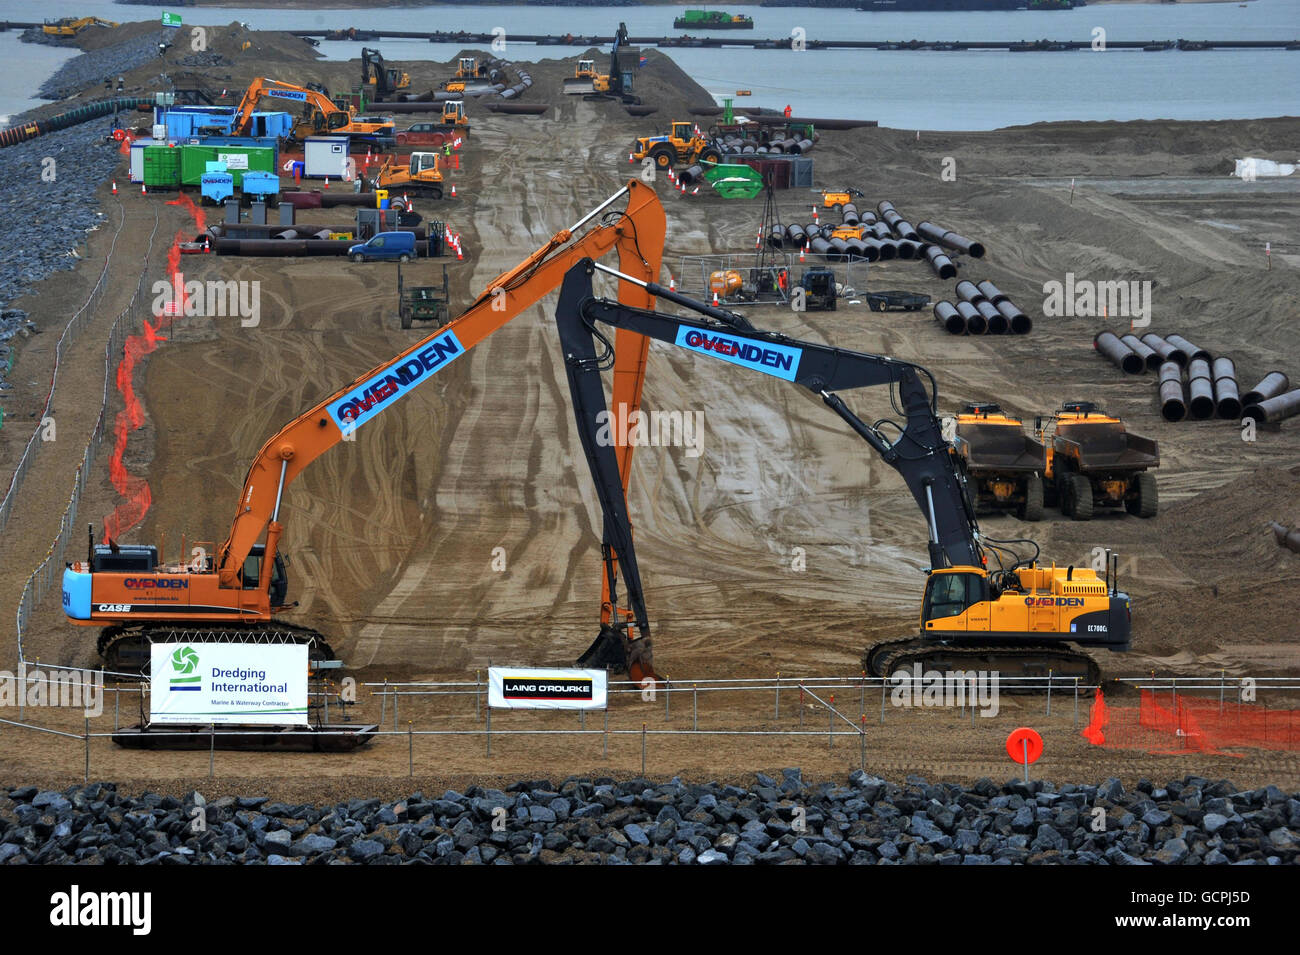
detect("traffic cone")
[712,290,719,305]
[629,152,634,164]
[451,184,457,198]
[812,205,818,221]
[111,181,117,195]
[141,183,147,195]
[799,243,807,263]
[691,186,699,195]
[324,177,330,189]
[669,277,676,291]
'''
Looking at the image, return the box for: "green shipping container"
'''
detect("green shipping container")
[179,145,275,188]
[142,146,182,188]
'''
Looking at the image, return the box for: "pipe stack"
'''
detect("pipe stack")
[933,301,965,335]
[1242,371,1290,407]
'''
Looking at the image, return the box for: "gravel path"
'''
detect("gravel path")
[3,772,1296,864]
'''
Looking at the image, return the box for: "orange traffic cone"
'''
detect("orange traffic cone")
[324,177,330,189]
[111,181,117,195]
[691,186,699,195]
[669,277,676,290]
[141,183,147,195]
[451,184,457,197]
[799,244,807,263]
[629,152,634,164]
[712,290,719,305]
[812,205,818,221]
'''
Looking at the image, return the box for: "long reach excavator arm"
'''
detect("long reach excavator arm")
[64,183,667,672]
[555,259,1132,685]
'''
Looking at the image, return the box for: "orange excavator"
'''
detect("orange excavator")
[63,182,667,679]
[231,77,396,147]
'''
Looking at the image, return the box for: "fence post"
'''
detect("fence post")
[380,678,388,727]
[393,687,399,731]
[692,685,697,732]
[860,715,866,770]
[880,678,887,724]
[603,705,608,758]
[664,678,670,721]
[486,705,491,757]
[775,671,780,720]
[1219,669,1225,715]
[408,722,413,777]
[1046,670,1052,716]
[209,723,215,778]
[1073,678,1079,728]
[828,694,834,750]
[476,670,481,720]
[799,683,804,729]
[84,717,90,783]
[641,722,646,775]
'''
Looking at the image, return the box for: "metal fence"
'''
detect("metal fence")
[13,207,161,664]
[0,201,126,536]
[1,669,1298,782]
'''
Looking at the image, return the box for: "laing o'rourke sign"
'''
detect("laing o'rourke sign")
[488,667,607,710]
[149,643,308,725]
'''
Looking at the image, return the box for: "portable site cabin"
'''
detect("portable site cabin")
[303,136,350,179]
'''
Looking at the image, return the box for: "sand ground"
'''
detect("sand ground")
[1,36,1297,795]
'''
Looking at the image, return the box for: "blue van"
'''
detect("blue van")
[348,231,418,263]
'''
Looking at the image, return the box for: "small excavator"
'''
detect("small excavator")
[64,182,668,674]
[552,260,1133,685]
[562,22,641,104]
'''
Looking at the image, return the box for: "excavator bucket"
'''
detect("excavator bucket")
[563,77,597,96]
[577,625,659,684]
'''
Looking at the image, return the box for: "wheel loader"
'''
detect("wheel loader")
[951,403,1047,521]
[1040,401,1159,520]
[631,121,722,170]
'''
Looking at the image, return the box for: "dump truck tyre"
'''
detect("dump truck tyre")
[1021,473,1044,522]
[1069,474,1094,521]
[1129,470,1158,518]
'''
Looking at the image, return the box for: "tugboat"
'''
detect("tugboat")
[673,9,755,30]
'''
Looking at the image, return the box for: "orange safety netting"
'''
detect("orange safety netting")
[1081,688,1300,756]
[101,196,207,544]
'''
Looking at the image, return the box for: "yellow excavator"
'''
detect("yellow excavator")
[370,152,446,200]
[550,261,1133,686]
[232,77,396,147]
[42,17,117,38]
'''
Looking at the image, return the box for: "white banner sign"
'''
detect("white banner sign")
[488,667,607,710]
[218,152,249,170]
[150,643,308,725]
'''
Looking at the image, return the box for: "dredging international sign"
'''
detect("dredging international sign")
[149,643,307,725]
[488,667,607,710]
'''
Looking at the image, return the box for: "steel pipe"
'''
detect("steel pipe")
[1158,361,1187,422]
[1140,333,1185,368]
[785,223,807,247]
[986,312,1009,335]
[1269,521,1300,554]
[1211,357,1241,419]
[841,203,859,225]
[858,238,883,262]
[1165,334,1211,363]
[894,239,920,260]
[1187,358,1215,419]
[1120,334,1160,371]
[915,220,986,258]
[1095,331,1144,374]
[875,239,898,261]
[1242,371,1291,406]
[955,280,986,305]
[934,301,965,335]
[976,280,1008,304]
[1243,389,1300,425]
[925,245,956,279]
